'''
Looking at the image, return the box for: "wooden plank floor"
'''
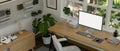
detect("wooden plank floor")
[34,34,90,51]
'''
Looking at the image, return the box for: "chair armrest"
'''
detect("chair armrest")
[58,38,67,42]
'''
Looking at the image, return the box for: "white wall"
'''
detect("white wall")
[43,0,63,21]
[0,17,33,37]
[0,0,43,37]
[42,0,80,21]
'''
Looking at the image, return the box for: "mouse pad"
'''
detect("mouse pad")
[92,37,104,43]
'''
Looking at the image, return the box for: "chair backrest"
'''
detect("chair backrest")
[52,35,63,51]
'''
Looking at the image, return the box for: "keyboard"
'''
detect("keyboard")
[76,31,104,43]
[76,31,95,39]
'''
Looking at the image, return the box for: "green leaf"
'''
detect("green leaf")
[32,13,57,36]
[32,18,40,34]
[63,7,71,15]
[39,22,48,35]
[48,18,55,26]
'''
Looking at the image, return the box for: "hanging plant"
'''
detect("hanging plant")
[63,7,73,16]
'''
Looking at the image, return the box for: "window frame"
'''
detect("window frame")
[67,0,120,33]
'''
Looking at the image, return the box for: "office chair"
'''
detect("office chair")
[52,35,81,51]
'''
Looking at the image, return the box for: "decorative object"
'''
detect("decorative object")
[113,20,120,37]
[46,0,57,10]
[0,36,11,44]
[31,11,38,17]
[68,18,78,28]
[40,13,56,36]
[32,13,56,44]
[33,0,39,5]
[17,4,24,10]
[18,18,23,34]
[63,7,72,16]
[42,34,51,45]
[0,9,10,23]
[40,13,56,44]
[32,18,41,35]
[18,21,23,34]
[113,30,118,37]
[31,10,42,17]
[107,37,120,45]
[32,13,57,44]
[8,35,17,41]
[5,9,11,15]
[38,10,42,14]
[32,10,42,34]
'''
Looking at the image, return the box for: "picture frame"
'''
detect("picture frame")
[46,0,57,10]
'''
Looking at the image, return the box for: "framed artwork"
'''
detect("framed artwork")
[46,0,57,10]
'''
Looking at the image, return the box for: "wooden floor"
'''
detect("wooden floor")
[34,36,43,49]
[34,34,89,51]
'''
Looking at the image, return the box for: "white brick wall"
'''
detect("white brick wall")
[0,0,43,37]
[0,17,33,37]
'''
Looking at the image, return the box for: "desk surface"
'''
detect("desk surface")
[49,22,120,51]
[0,30,35,51]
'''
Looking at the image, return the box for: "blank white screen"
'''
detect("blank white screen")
[79,11,103,30]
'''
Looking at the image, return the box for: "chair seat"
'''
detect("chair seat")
[52,35,81,51]
[63,45,81,51]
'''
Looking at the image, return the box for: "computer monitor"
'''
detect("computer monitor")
[79,11,103,33]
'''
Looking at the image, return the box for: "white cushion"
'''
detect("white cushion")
[52,35,81,51]
[63,46,81,51]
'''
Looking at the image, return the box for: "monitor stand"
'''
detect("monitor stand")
[85,27,94,34]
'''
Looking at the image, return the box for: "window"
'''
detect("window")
[109,0,120,29]
[87,6,106,25]
[66,0,120,32]
[112,0,120,9]
[67,1,83,18]
[109,11,120,28]
[88,0,108,7]
[87,0,108,25]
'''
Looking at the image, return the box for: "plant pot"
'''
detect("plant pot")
[113,30,118,37]
[42,34,51,45]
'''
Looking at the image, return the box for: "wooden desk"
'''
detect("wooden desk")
[0,30,35,51]
[49,22,120,51]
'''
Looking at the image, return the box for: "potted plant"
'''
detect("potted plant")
[113,23,120,37]
[32,18,41,35]
[111,17,120,37]
[32,10,42,35]
[32,13,56,44]
[63,7,73,16]
[113,29,118,37]
[39,13,56,44]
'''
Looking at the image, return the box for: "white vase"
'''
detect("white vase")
[42,35,51,45]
